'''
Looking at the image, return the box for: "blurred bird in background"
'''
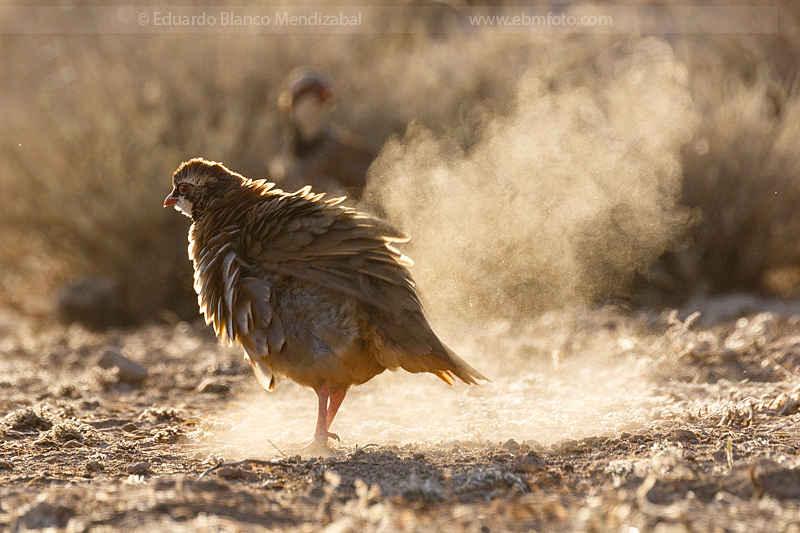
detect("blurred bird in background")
[164,158,487,453]
[268,68,376,202]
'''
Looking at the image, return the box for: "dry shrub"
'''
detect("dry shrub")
[0,6,536,322]
[1,3,800,323]
[642,36,800,306]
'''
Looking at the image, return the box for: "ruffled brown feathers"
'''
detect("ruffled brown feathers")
[171,158,488,394]
[188,178,416,344]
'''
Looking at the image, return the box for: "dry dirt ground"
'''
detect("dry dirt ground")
[2,305,800,532]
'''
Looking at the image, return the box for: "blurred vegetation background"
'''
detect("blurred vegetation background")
[1,0,799,326]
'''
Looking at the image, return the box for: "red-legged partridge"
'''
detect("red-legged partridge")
[164,158,487,453]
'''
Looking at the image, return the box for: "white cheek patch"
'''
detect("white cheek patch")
[175,196,193,218]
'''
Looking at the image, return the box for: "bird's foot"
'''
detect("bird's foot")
[300,441,335,457]
[295,431,341,457]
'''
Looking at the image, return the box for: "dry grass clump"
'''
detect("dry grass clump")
[138,406,185,423]
[650,310,792,383]
[647,308,800,428]
[0,405,55,434]
[38,420,99,444]
[0,402,83,435]
[0,402,99,443]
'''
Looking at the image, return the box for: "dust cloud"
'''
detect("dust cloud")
[205,309,668,459]
[367,36,695,319]
[205,37,695,456]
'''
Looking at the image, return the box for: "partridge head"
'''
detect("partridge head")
[165,158,488,454]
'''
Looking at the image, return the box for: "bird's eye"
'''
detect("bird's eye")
[178,183,192,195]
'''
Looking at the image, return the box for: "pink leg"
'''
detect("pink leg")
[326,388,348,430]
[310,382,340,447]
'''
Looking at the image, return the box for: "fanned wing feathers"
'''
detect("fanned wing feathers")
[196,248,286,354]
[189,216,286,390]
[240,188,421,315]
[188,178,487,389]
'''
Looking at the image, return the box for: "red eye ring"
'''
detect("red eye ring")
[178,183,192,195]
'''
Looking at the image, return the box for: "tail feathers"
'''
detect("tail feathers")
[433,345,490,386]
[433,370,455,386]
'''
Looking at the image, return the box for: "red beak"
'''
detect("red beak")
[163,191,177,208]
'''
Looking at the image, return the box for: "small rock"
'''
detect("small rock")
[524,439,545,452]
[170,507,195,521]
[513,451,546,473]
[553,439,582,453]
[122,423,138,433]
[401,487,444,504]
[86,461,104,473]
[217,467,259,481]
[62,439,83,449]
[307,486,326,499]
[14,501,74,530]
[502,439,521,452]
[125,462,151,475]
[97,348,148,383]
[0,460,13,470]
[581,436,601,447]
[196,379,231,394]
[673,429,698,441]
[412,453,425,461]
[56,277,133,331]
